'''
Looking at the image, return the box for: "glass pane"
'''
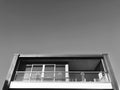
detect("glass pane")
[30,72,37,81]
[55,72,65,80]
[43,65,54,81]
[85,73,99,81]
[25,65,32,71]
[55,78,65,81]
[32,65,42,71]
[56,65,65,71]
[44,72,54,78]
[69,73,82,81]
[44,71,54,81]
[45,65,54,71]
[43,78,54,81]
[23,72,30,81]
[31,72,41,81]
[36,74,42,81]
[55,65,65,81]
[15,72,24,81]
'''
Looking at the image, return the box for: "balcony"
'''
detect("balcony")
[9,57,113,89]
[14,71,110,82]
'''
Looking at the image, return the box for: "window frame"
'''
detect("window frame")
[23,64,69,81]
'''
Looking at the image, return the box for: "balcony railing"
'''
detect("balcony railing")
[14,71,110,82]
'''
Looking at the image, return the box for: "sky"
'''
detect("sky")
[0,0,120,89]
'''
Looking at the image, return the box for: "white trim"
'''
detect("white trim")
[41,64,45,81]
[30,65,33,80]
[65,64,69,82]
[10,82,113,89]
[19,54,103,58]
[7,54,19,83]
[20,54,46,57]
[101,59,107,72]
[54,64,56,81]
[101,59,111,82]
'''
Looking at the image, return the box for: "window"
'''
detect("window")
[15,64,69,81]
[55,65,65,81]
[44,64,54,81]
[31,65,42,81]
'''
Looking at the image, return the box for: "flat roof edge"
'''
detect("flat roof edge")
[19,54,105,58]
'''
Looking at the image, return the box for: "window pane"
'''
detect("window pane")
[55,72,65,81]
[23,72,30,81]
[36,74,42,81]
[32,65,42,71]
[56,65,65,71]
[43,78,54,81]
[55,65,65,81]
[15,72,24,81]
[44,71,54,81]
[31,72,41,81]
[45,65,54,71]
[44,72,54,78]
[55,72,65,78]
[55,78,65,81]
[69,73,82,81]
[30,72,36,81]
[25,65,32,71]
[85,73,99,81]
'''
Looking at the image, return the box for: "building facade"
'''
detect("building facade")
[3,54,119,90]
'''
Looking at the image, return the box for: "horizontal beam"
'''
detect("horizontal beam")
[10,82,112,89]
[19,54,103,58]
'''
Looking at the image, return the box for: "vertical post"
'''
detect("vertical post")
[7,54,19,83]
[104,72,109,82]
[54,64,56,81]
[101,59,107,72]
[102,54,119,90]
[3,54,19,90]
[65,64,69,82]
[29,64,33,81]
[41,64,45,81]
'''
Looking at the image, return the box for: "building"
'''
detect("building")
[3,54,119,90]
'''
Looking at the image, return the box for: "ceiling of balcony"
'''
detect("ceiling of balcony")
[69,59,101,71]
[19,57,102,71]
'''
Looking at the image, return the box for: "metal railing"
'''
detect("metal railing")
[14,71,110,82]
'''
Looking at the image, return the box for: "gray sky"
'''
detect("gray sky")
[0,0,120,89]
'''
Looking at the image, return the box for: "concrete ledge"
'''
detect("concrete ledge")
[10,81,112,89]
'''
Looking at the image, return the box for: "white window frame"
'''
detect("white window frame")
[24,64,69,82]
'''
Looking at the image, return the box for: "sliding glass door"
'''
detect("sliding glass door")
[15,64,69,82]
